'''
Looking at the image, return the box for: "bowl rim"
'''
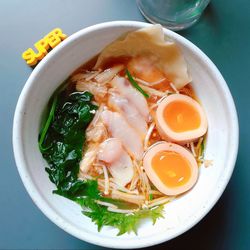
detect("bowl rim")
[13,20,239,249]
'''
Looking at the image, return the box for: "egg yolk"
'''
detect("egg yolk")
[163,101,201,132]
[151,151,191,187]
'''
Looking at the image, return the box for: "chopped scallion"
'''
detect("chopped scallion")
[126,69,149,98]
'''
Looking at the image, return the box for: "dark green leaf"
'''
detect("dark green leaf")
[39,87,97,195]
[38,95,58,152]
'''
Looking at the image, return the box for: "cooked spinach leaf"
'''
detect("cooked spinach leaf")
[39,88,97,194]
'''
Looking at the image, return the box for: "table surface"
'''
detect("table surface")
[1,0,249,249]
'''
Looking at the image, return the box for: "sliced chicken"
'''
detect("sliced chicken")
[109,153,134,187]
[111,76,149,120]
[108,92,147,137]
[86,121,107,143]
[101,110,143,160]
[98,138,134,187]
[98,138,123,163]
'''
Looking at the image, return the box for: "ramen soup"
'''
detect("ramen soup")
[38,25,208,235]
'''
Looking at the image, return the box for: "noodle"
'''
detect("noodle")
[107,207,138,214]
[138,84,168,97]
[170,82,179,93]
[190,142,197,157]
[111,190,145,205]
[102,165,110,195]
[148,197,173,208]
[95,200,117,208]
[95,65,124,83]
[129,174,139,191]
[144,122,155,150]
[196,137,203,157]
[134,77,166,86]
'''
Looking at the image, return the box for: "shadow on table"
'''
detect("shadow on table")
[146,188,230,250]
[82,184,233,250]
[179,2,219,37]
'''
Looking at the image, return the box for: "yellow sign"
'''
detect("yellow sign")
[22,28,67,66]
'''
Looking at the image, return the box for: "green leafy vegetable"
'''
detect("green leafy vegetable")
[39,95,58,152]
[61,179,164,236]
[126,69,149,98]
[39,88,98,195]
[149,194,154,201]
[39,84,164,235]
[83,200,164,235]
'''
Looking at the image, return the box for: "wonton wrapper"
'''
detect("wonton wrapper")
[95,24,191,89]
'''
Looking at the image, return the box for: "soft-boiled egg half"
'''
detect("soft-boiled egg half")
[143,142,198,196]
[156,94,207,143]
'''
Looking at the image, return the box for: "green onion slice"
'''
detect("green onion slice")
[126,69,149,98]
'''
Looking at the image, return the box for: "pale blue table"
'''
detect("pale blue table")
[0,0,249,249]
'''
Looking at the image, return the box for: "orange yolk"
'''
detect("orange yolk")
[163,101,201,132]
[151,151,191,187]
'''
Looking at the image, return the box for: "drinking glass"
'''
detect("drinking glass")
[137,0,211,31]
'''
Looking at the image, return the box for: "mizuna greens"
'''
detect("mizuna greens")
[38,85,164,235]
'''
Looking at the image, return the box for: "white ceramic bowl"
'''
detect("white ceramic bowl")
[13,21,239,249]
